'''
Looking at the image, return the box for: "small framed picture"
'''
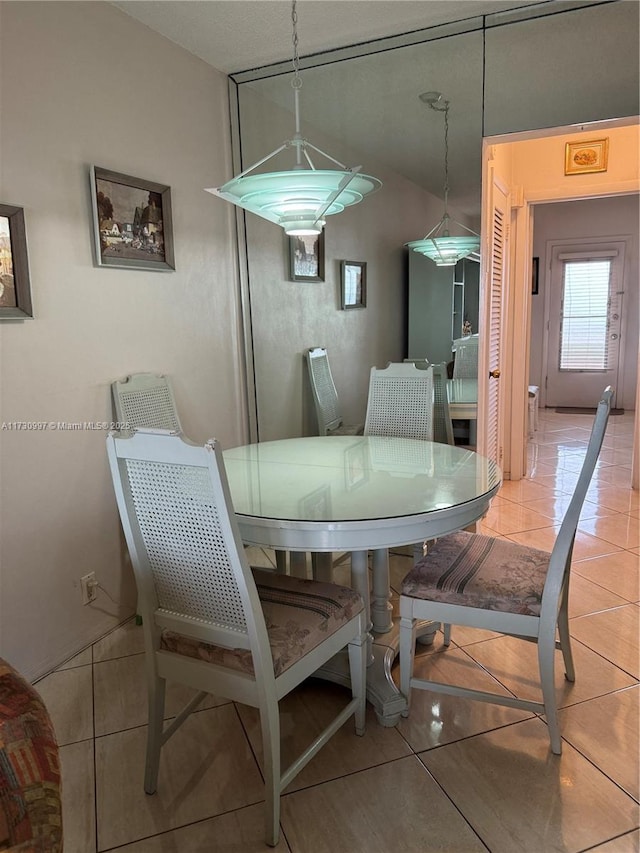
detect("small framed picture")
[0,204,33,319]
[90,166,175,271]
[340,260,366,309]
[532,257,539,295]
[288,231,325,282]
[564,138,609,175]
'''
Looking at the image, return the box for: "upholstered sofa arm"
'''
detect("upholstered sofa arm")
[0,658,62,852]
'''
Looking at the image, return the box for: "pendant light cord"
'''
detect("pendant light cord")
[291,0,301,90]
[442,101,450,215]
[290,0,304,164]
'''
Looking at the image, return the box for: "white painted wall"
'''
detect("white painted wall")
[0,2,245,679]
[531,195,639,411]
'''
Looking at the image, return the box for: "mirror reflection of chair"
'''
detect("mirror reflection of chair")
[399,387,613,755]
[403,357,431,369]
[452,340,478,379]
[305,347,364,436]
[106,429,367,848]
[432,363,454,446]
[112,372,182,432]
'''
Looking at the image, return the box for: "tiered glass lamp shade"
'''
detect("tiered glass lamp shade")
[208,169,382,236]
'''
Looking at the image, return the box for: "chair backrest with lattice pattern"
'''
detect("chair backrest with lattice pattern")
[106,429,271,668]
[112,373,182,432]
[364,362,434,440]
[305,347,344,435]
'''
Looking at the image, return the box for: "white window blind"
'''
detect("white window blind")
[559,258,612,371]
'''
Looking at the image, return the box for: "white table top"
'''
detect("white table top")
[224,436,500,552]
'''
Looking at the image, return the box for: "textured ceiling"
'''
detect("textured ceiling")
[111,2,638,218]
[112,1,539,75]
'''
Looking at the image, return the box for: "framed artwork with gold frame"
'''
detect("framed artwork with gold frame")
[564,138,609,176]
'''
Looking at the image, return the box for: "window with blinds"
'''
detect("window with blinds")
[559,258,612,371]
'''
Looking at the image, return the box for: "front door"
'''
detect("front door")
[545,241,626,408]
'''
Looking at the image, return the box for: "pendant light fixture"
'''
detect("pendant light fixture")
[405,92,480,266]
[206,1,382,236]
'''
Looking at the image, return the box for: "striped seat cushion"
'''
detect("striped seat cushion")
[401,531,551,616]
[161,570,364,678]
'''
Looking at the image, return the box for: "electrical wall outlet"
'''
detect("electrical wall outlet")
[80,572,97,605]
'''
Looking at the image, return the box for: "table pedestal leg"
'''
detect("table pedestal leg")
[311,549,408,727]
[350,550,374,665]
[311,552,333,583]
[371,549,393,634]
[289,552,307,578]
[312,621,408,727]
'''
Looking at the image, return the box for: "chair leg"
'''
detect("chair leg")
[557,592,575,682]
[259,701,282,847]
[442,623,452,646]
[144,672,167,794]
[399,614,416,717]
[538,634,562,755]
[348,630,367,736]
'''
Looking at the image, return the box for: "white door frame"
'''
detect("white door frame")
[480,119,639,486]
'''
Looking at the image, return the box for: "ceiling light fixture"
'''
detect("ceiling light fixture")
[205,0,382,236]
[405,92,480,266]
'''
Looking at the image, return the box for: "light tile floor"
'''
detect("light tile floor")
[36,411,639,852]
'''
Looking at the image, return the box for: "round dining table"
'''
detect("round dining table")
[224,435,501,725]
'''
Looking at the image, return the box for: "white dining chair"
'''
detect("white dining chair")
[305,347,364,436]
[106,428,367,847]
[399,387,613,755]
[363,362,434,632]
[364,362,434,440]
[111,372,182,432]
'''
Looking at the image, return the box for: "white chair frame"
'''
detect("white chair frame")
[106,429,367,847]
[399,387,613,755]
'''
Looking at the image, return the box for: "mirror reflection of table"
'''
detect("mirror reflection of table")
[224,435,501,725]
[447,378,478,419]
[448,378,478,445]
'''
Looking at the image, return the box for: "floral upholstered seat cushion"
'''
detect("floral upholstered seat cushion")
[402,531,551,616]
[0,659,62,853]
[161,570,364,678]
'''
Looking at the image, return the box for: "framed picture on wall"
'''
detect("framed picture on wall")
[90,166,175,271]
[564,138,609,175]
[0,204,33,319]
[340,260,366,309]
[288,231,325,282]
